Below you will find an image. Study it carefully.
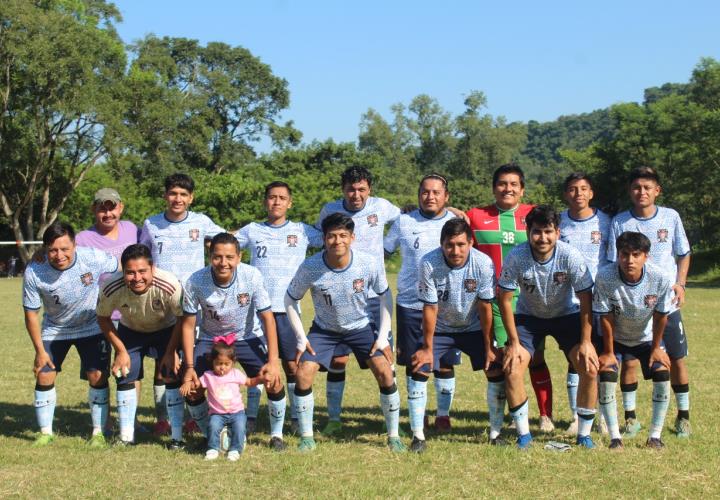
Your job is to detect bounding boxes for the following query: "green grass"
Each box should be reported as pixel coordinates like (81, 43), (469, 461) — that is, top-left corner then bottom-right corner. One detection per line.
(1, 276), (719, 498)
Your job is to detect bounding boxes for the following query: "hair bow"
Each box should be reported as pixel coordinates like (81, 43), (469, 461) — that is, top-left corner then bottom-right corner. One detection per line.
(213, 333), (236, 345)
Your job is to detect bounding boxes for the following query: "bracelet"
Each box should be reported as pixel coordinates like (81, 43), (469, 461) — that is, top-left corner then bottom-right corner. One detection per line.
(185, 364), (194, 369)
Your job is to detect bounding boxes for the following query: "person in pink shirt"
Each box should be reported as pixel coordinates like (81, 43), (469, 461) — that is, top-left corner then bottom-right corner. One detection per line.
(182, 335), (263, 461)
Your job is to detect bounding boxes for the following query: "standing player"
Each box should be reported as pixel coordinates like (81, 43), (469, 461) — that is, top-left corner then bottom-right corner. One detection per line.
(594, 232), (673, 449)
(384, 174), (462, 434)
(607, 166), (691, 437)
(498, 206), (599, 448)
(559, 173), (611, 433)
(284, 213), (404, 452)
(96, 244), (186, 447)
(235, 181), (323, 433)
(181, 233), (288, 451)
(467, 164), (556, 432)
(23, 222), (117, 446)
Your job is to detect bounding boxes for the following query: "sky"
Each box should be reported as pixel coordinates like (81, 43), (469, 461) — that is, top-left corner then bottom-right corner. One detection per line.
(114, 0), (720, 150)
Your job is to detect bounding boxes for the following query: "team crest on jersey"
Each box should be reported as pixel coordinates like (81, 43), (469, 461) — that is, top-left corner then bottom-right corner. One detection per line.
(237, 293), (250, 307)
(553, 272), (568, 285)
(189, 228), (200, 241)
(657, 229), (668, 243)
(367, 214), (379, 227)
(80, 272), (94, 286)
(464, 279), (477, 293)
(352, 278), (365, 293)
(590, 231), (602, 244)
(644, 295), (658, 309)
(287, 234), (298, 247)
(151, 298), (162, 311)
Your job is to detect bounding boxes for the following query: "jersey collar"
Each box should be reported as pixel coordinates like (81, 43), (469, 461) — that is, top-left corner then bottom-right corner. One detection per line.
(530, 245), (556, 265)
(263, 220), (290, 229)
(619, 266), (645, 287)
(163, 211), (190, 224)
(211, 268), (237, 288)
(567, 208), (597, 222)
(418, 208), (448, 220)
(341, 199), (368, 214)
(629, 206), (659, 221)
(322, 250), (354, 273)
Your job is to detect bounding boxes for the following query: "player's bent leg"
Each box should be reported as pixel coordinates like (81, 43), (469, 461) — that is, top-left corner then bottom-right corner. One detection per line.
(670, 356), (690, 437)
(115, 381), (137, 445)
(648, 369), (670, 449)
(164, 380), (185, 449)
(568, 344), (598, 448)
(265, 377), (287, 451)
(620, 359), (641, 437)
(294, 361), (319, 451)
(529, 346), (554, 431)
(86, 369), (109, 447)
(152, 361), (169, 434)
(433, 367), (455, 432)
(565, 363), (580, 434)
(283, 360), (299, 433)
(598, 370), (623, 449)
(485, 370), (506, 444)
(407, 369), (429, 453)
(504, 344), (532, 448)
(366, 355), (405, 452)
(34, 369), (58, 446)
(324, 355), (348, 436)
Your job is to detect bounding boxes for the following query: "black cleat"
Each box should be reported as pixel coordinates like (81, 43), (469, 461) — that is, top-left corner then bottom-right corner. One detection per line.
(646, 437), (665, 450)
(166, 439), (186, 451)
(609, 438), (623, 450)
(490, 436), (509, 446)
(410, 437), (427, 453)
(269, 436), (287, 452)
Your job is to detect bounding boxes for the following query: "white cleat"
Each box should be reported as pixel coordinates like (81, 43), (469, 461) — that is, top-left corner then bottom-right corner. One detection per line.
(539, 415), (555, 433)
(566, 415), (579, 435)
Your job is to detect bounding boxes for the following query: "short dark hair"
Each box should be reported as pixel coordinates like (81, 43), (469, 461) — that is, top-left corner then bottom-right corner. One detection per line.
(628, 166), (661, 186)
(321, 212), (354, 235)
(419, 173), (449, 192)
(264, 181), (292, 198)
(440, 218), (473, 244)
(209, 233), (240, 254)
(563, 172), (595, 192)
(43, 222), (75, 247)
(525, 205), (560, 230)
(616, 231), (651, 254)
(210, 341), (236, 362)
(121, 244), (153, 268)
(341, 166), (373, 189)
(165, 173), (195, 193)
(492, 163), (525, 188)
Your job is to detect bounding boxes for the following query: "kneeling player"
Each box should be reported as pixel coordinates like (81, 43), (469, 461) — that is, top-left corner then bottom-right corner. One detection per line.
(499, 205), (599, 448)
(96, 244), (185, 447)
(410, 219), (512, 451)
(23, 222), (118, 446)
(285, 213), (405, 452)
(594, 232), (673, 449)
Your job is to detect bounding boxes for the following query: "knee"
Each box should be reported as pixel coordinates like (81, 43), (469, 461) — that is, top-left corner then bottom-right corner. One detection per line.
(330, 356), (348, 369)
(86, 370), (107, 387)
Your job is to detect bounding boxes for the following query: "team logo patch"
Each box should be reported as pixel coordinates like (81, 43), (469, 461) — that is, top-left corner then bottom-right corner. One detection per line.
(553, 272), (568, 285)
(151, 298), (162, 311)
(80, 272), (94, 286)
(644, 295), (658, 309)
(367, 214), (379, 227)
(237, 293), (250, 306)
(464, 279), (477, 293)
(657, 229), (668, 243)
(287, 234), (298, 247)
(352, 278), (365, 293)
(590, 231), (602, 244)
(189, 228), (200, 241)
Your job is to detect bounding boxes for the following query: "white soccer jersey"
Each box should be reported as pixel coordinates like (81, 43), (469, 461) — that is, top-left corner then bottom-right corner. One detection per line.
(139, 211), (225, 284)
(418, 247), (496, 333)
(384, 209), (456, 310)
(499, 241), (594, 319)
(23, 247), (118, 340)
(318, 197), (400, 298)
(559, 208), (611, 279)
(593, 262), (673, 346)
(235, 220), (323, 312)
(183, 264), (271, 342)
(287, 250), (388, 333)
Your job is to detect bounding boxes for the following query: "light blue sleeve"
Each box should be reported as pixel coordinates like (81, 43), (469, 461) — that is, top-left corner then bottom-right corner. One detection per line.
(235, 224), (251, 249)
(383, 219), (401, 254)
(606, 217), (619, 263)
(303, 223), (324, 248)
(498, 253), (519, 291)
(417, 258), (437, 304)
(287, 262), (312, 301)
(569, 250), (594, 292)
(476, 256), (496, 301)
(252, 268), (272, 312)
(182, 279), (199, 315)
(22, 268), (42, 310)
(672, 211), (691, 257)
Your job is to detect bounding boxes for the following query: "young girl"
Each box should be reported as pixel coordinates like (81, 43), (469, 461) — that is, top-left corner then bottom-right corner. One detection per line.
(181, 336), (263, 461)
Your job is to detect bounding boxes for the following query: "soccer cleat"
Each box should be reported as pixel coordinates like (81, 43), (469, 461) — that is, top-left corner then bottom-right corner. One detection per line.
(410, 437), (427, 453)
(183, 419), (201, 435)
(33, 433), (55, 447)
(298, 436), (317, 452)
(516, 433), (533, 450)
(566, 415), (579, 435)
(539, 415), (555, 433)
(227, 450), (240, 461)
(88, 433), (108, 449)
(321, 420), (343, 437)
(576, 435), (595, 449)
(490, 436), (509, 446)
(246, 418), (257, 435)
(166, 439), (186, 451)
(269, 436), (287, 452)
(674, 417), (691, 438)
(623, 418), (642, 438)
(387, 437), (407, 453)
(152, 419), (171, 436)
(205, 449), (219, 460)
(609, 438), (624, 450)
(434, 416), (452, 433)
(646, 437), (665, 449)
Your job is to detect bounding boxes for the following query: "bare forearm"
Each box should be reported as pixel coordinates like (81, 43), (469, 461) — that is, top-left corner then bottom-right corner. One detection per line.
(422, 305), (437, 349)
(24, 311), (44, 353)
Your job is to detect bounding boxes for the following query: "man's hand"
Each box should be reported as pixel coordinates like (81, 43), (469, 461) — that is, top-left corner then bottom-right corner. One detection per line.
(598, 352), (617, 371)
(649, 347), (671, 371)
(159, 351), (181, 379)
(183, 366), (200, 389)
(672, 284), (686, 307)
(502, 341), (524, 374)
(111, 350), (131, 379)
(260, 360), (282, 391)
(411, 346), (433, 373)
(576, 340), (599, 373)
(370, 338), (393, 365)
(484, 345), (501, 371)
(33, 351), (55, 377)
(294, 339), (315, 366)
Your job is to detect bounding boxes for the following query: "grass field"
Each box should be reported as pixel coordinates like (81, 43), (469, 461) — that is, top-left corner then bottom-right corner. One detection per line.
(1, 276), (718, 498)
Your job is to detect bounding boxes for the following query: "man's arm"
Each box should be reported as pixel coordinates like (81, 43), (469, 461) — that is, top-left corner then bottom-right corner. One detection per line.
(412, 304), (437, 373)
(498, 289), (522, 374)
(576, 291), (599, 371)
(477, 300), (495, 370)
(258, 310), (282, 389)
(649, 311), (671, 370)
(598, 314), (616, 370)
(24, 310), (54, 376)
(673, 254), (690, 306)
(180, 314), (199, 386)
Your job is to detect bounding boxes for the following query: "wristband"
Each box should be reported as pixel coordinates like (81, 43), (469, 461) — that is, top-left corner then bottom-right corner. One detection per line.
(185, 364), (194, 369)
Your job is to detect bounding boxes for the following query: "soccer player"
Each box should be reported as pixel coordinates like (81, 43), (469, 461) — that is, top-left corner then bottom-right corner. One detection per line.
(559, 173), (611, 434)
(96, 244), (185, 447)
(23, 222), (118, 447)
(607, 166), (691, 437)
(181, 233), (288, 451)
(410, 219), (516, 452)
(284, 213), (404, 452)
(467, 164), (556, 432)
(498, 205), (599, 449)
(235, 181), (323, 433)
(594, 232), (673, 449)
(384, 174), (462, 435)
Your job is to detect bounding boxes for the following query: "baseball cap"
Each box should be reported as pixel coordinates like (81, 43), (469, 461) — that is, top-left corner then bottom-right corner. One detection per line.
(93, 188), (122, 205)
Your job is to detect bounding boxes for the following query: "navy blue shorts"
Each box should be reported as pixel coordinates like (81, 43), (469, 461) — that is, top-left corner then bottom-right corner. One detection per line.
(274, 312), (298, 362)
(534, 313), (604, 354)
(332, 296), (393, 358)
(416, 332), (495, 373)
(194, 337), (268, 377)
(41, 334), (110, 374)
(396, 305), (461, 367)
(115, 324), (174, 384)
(516, 313), (585, 359)
(614, 341), (667, 380)
(301, 323), (382, 370)
(662, 310), (687, 360)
